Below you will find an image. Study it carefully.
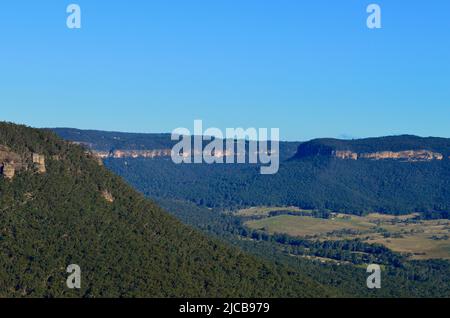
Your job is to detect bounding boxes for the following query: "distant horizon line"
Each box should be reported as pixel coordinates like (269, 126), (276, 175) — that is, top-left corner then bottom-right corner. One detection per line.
(2, 120), (449, 142)
(48, 126), (450, 143)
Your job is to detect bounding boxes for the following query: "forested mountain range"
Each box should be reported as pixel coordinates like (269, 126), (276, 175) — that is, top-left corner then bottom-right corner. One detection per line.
(1, 122), (334, 297)
(46, 126), (450, 297)
(53, 128), (450, 217)
(294, 135), (450, 158)
(51, 128), (301, 161)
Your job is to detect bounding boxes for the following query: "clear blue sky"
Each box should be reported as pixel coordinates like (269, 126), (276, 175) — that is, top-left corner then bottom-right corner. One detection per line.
(1, 0), (449, 141)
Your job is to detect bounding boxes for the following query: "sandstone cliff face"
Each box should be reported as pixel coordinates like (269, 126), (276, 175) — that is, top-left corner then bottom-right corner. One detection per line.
(0, 145), (22, 165)
(92, 148), (271, 160)
(333, 151), (358, 160)
(32, 153), (46, 173)
(359, 150), (443, 161)
(332, 149), (443, 162)
(93, 149), (172, 159)
(0, 163), (16, 179)
(0, 145), (47, 179)
(0, 145), (22, 180)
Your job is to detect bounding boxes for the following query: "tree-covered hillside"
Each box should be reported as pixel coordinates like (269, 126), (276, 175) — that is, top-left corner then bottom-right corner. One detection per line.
(53, 129), (450, 216)
(104, 156), (450, 217)
(51, 128), (175, 152)
(293, 135), (450, 158)
(156, 199), (450, 298)
(51, 128), (301, 160)
(0, 122), (332, 298)
(46, 127), (450, 297)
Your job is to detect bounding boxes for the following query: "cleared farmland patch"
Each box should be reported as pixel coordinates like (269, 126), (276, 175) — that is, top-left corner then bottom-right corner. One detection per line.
(242, 209), (450, 260)
(245, 214), (375, 237)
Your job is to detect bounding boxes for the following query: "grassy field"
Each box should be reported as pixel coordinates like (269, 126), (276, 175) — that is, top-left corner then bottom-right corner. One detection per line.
(235, 206), (307, 217)
(242, 208), (450, 260)
(246, 215), (373, 236)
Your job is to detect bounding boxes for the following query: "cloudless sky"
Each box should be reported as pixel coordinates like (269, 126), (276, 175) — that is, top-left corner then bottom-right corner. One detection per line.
(1, 0), (449, 140)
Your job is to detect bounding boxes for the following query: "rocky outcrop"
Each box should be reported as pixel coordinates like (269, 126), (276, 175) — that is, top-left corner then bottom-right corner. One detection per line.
(101, 190), (114, 203)
(0, 163), (16, 179)
(92, 148), (271, 160)
(32, 153), (46, 173)
(333, 151), (358, 160)
(0, 145), (22, 164)
(0, 145), (47, 179)
(0, 145), (23, 180)
(359, 150), (443, 161)
(93, 149), (172, 159)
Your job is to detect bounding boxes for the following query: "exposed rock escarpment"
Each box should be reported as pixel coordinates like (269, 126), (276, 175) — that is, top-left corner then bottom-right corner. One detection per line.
(359, 150), (443, 161)
(333, 151), (358, 160)
(94, 149), (172, 159)
(101, 190), (114, 203)
(0, 145), (23, 180)
(91, 148), (271, 160)
(332, 149), (443, 162)
(0, 145), (46, 179)
(93, 146), (444, 162)
(0, 163), (16, 179)
(32, 153), (46, 173)
(294, 136), (450, 162)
